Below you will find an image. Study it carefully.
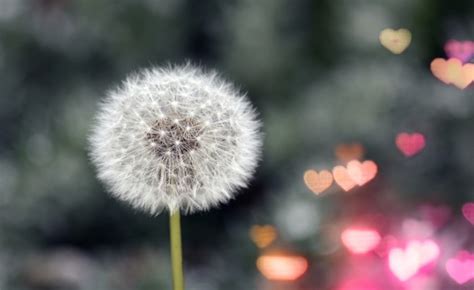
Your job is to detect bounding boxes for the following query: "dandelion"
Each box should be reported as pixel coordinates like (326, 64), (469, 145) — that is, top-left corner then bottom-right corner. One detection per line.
(89, 64), (262, 290)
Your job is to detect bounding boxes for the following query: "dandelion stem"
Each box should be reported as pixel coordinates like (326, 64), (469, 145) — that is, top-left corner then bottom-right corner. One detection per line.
(170, 210), (184, 290)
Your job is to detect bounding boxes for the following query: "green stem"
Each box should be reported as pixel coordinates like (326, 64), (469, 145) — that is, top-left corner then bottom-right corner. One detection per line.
(170, 210), (184, 290)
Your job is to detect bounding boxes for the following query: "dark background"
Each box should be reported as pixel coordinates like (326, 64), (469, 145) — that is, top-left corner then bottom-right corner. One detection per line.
(0, 0), (473, 289)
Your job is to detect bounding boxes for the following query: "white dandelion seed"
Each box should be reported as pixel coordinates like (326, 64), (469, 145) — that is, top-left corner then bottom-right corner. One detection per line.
(89, 64), (262, 215)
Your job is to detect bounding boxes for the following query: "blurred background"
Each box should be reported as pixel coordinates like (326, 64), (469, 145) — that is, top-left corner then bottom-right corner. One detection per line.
(0, 0), (473, 289)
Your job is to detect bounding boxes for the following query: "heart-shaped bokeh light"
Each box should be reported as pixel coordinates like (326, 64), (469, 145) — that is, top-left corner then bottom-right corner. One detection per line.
(444, 40), (474, 63)
(304, 170), (333, 195)
(341, 228), (381, 254)
(250, 225), (277, 248)
(333, 166), (356, 191)
(430, 58), (474, 89)
(445, 251), (474, 284)
(346, 160), (378, 186)
(379, 28), (412, 54)
(388, 240), (440, 281)
(256, 253), (308, 281)
(396, 132), (426, 157)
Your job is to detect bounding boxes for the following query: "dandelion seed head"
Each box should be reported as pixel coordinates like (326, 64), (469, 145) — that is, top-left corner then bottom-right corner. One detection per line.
(89, 64), (262, 214)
